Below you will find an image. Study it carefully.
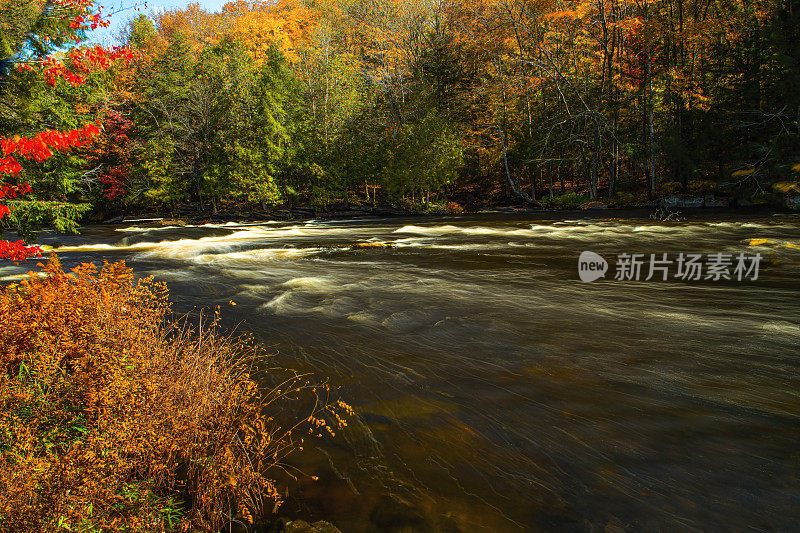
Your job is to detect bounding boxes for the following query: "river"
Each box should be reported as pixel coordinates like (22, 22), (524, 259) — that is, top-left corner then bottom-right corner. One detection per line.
(3, 212), (800, 531)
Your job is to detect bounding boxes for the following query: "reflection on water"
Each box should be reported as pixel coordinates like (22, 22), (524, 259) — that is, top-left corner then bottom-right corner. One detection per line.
(5, 213), (800, 531)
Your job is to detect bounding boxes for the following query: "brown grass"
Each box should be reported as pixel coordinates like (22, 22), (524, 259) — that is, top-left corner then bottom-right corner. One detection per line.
(0, 255), (350, 532)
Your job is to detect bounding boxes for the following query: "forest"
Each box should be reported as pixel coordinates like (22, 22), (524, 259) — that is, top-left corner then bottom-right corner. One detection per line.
(2, 2), (800, 530)
(1, 0), (800, 229)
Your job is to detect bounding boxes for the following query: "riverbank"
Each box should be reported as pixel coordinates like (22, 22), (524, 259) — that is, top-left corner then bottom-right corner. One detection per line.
(0, 256), (349, 532)
(4, 213), (799, 531)
(97, 194), (797, 227)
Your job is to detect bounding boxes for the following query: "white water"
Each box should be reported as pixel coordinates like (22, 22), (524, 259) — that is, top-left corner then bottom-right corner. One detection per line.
(6, 213), (800, 531)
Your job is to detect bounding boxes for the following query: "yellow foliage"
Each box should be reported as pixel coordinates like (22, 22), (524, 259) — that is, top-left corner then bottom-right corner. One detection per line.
(156, 2), (231, 52)
(731, 168), (756, 177)
(228, 0), (318, 63)
(748, 238), (774, 246)
(0, 256), (350, 532)
(773, 181), (800, 193)
(543, 10), (578, 21)
(153, 0), (317, 64)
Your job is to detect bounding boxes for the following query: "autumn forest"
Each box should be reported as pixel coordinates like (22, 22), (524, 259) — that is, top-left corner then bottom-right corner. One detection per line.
(1, 0), (799, 228)
(3, 1), (800, 530)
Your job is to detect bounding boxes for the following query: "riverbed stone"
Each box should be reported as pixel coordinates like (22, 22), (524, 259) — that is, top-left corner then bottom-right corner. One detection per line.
(579, 201), (608, 210)
(282, 520), (342, 533)
(683, 196), (704, 207)
(704, 194), (729, 207)
(659, 196), (682, 208)
(658, 195), (723, 208)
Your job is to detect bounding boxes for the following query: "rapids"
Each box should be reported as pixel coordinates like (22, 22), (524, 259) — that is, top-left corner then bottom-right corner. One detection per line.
(4, 212), (800, 531)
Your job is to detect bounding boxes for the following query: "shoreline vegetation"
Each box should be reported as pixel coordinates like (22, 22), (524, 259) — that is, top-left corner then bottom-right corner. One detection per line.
(2, 0), (800, 245)
(95, 195), (797, 227)
(0, 255), (351, 532)
(0, 0), (798, 529)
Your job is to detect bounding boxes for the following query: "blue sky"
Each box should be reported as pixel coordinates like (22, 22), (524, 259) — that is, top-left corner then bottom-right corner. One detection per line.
(89, 0), (230, 44)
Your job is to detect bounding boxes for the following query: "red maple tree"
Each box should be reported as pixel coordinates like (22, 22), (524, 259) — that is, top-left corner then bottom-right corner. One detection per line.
(0, 0), (135, 261)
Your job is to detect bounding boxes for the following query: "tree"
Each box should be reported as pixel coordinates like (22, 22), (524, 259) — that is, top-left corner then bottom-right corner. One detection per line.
(0, 0), (133, 259)
(31, 0), (800, 215)
(129, 30), (299, 211)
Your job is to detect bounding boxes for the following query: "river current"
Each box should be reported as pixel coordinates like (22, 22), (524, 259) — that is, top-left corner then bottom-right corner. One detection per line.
(3, 212), (800, 531)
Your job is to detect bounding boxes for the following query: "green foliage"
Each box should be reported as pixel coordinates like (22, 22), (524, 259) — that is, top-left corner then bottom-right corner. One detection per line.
(0, 1), (127, 236)
(0, 0), (88, 64)
(126, 14), (157, 51)
(382, 111), (464, 198)
(539, 192), (591, 210)
(610, 191), (637, 207)
(139, 137), (181, 206)
(131, 36), (297, 210)
(659, 181), (683, 195)
(7, 0), (798, 223)
(688, 180), (718, 195)
(205, 142), (283, 205)
(5, 200), (91, 240)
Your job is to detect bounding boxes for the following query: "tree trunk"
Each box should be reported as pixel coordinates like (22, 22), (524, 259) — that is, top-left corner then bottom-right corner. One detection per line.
(499, 124), (535, 204)
(591, 126), (601, 200)
(580, 143), (588, 195)
(645, 43), (656, 197)
(609, 134), (618, 196)
(609, 111), (619, 196)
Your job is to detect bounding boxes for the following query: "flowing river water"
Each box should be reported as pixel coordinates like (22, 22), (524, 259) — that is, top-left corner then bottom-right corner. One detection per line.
(4, 212), (800, 531)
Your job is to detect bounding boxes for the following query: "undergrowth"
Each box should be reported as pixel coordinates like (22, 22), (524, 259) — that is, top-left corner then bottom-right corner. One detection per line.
(0, 255), (351, 532)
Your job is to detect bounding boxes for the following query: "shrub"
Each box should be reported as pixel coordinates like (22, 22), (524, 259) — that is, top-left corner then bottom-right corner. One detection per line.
(610, 191), (637, 207)
(658, 181), (683, 195)
(0, 256), (350, 532)
(446, 202), (464, 215)
(539, 192), (591, 210)
(688, 179), (718, 195)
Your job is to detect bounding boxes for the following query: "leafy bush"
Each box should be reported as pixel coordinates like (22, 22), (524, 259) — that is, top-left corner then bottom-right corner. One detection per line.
(688, 179), (718, 195)
(610, 191), (637, 206)
(0, 256), (350, 532)
(658, 181), (683, 195)
(539, 192), (591, 210)
(5, 200), (91, 240)
(446, 202), (464, 214)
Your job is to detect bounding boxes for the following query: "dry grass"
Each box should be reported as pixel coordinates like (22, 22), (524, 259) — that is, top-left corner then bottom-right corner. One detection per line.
(0, 255), (350, 532)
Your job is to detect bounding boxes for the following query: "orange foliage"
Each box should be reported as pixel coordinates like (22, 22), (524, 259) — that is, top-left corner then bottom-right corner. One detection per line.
(0, 256), (349, 531)
(225, 0), (317, 64)
(151, 0), (317, 64)
(542, 9), (578, 20)
(155, 2), (231, 51)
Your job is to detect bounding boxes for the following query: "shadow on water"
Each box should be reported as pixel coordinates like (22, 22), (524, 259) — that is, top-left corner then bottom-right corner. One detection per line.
(5, 212), (800, 531)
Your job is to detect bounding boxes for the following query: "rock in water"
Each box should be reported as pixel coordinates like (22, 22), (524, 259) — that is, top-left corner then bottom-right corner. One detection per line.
(283, 520), (342, 533)
(352, 242), (393, 249)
